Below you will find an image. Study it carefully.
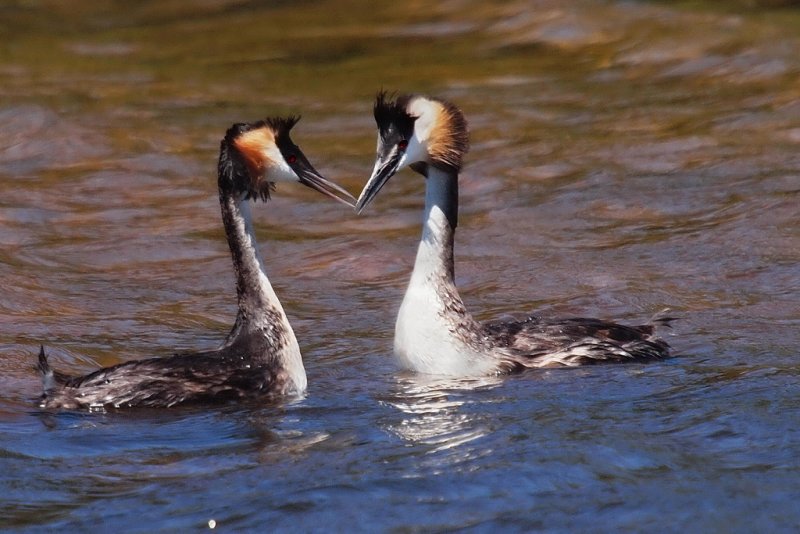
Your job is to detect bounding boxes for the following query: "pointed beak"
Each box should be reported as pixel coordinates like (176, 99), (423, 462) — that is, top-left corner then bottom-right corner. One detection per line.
(355, 148), (403, 214)
(294, 155), (356, 207)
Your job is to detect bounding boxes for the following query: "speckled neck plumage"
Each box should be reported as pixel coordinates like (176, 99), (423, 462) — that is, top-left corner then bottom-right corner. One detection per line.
(219, 194), (279, 328)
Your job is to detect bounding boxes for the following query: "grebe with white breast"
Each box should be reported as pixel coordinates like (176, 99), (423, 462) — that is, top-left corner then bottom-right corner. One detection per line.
(356, 92), (672, 376)
(38, 116), (355, 409)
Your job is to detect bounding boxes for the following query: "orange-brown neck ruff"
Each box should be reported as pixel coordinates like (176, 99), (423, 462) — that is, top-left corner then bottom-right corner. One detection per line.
(234, 127), (277, 184)
(426, 100), (468, 173)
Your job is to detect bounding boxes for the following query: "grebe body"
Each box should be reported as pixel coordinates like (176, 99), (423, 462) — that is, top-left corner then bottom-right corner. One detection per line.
(356, 93), (671, 377)
(39, 117), (354, 409)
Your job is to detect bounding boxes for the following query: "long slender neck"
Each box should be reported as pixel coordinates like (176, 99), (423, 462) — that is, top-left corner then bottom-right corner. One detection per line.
(219, 192), (284, 322)
(413, 166), (459, 284)
(218, 188), (305, 391)
(213, 143), (305, 393)
(395, 166), (487, 375)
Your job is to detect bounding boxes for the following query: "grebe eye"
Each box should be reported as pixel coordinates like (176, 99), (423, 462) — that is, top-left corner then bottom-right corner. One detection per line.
(398, 140), (408, 150)
(287, 154), (297, 164)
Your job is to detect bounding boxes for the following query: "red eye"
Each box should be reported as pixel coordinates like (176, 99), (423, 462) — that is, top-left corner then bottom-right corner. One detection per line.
(287, 154), (297, 164)
(398, 140), (408, 150)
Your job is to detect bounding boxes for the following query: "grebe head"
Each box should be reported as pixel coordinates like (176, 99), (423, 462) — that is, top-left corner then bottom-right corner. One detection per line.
(355, 92), (468, 213)
(221, 116), (355, 206)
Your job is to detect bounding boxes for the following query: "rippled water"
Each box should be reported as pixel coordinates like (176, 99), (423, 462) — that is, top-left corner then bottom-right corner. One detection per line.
(1, 0), (799, 531)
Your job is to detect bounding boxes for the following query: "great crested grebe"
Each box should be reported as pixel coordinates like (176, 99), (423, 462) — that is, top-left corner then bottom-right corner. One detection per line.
(355, 92), (672, 376)
(38, 116), (355, 410)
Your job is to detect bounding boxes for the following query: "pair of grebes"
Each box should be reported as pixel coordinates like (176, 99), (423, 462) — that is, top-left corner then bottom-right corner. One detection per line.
(38, 92), (672, 410)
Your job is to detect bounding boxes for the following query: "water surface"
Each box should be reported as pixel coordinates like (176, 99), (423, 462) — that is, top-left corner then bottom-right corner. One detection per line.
(1, 0), (799, 531)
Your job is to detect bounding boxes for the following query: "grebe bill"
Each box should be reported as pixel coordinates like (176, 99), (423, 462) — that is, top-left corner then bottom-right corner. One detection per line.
(356, 92), (672, 377)
(38, 116), (355, 410)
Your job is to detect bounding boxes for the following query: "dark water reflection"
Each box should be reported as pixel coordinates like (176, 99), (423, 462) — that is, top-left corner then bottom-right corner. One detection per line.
(2, 0), (799, 531)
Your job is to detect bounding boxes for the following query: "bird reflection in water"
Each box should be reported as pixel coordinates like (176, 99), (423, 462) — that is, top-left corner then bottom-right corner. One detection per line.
(383, 374), (504, 469)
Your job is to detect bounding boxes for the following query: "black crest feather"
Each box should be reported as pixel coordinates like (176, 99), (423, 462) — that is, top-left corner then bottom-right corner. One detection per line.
(265, 115), (301, 138)
(374, 91), (417, 142)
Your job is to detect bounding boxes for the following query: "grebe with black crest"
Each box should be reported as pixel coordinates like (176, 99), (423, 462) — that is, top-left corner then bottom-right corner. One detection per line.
(355, 92), (672, 376)
(38, 116), (355, 410)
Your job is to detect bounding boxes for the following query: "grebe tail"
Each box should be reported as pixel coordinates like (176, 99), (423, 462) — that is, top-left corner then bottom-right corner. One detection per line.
(38, 116), (355, 410)
(355, 92), (671, 377)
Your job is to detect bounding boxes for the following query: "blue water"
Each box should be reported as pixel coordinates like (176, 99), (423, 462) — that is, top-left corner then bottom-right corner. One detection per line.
(6, 355), (799, 531)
